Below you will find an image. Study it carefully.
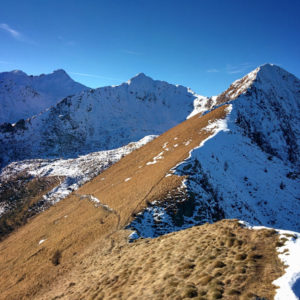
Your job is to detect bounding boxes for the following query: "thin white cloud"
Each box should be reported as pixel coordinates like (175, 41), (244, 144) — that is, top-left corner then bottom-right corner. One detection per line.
(0, 23), (21, 39)
(206, 63), (254, 75)
(226, 63), (253, 74)
(206, 68), (219, 73)
(0, 60), (10, 64)
(0, 23), (36, 45)
(70, 72), (122, 81)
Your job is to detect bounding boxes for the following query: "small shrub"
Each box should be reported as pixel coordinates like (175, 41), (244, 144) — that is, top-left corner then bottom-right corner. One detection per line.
(52, 250), (62, 266)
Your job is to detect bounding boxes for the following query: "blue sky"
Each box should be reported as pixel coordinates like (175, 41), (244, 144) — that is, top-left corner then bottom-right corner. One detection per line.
(0, 0), (299, 96)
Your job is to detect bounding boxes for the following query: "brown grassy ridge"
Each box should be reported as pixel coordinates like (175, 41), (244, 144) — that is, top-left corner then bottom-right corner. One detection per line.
(39, 220), (284, 300)
(0, 105), (285, 299)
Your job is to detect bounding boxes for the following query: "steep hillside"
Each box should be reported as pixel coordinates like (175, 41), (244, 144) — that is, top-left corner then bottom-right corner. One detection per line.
(0, 69), (88, 124)
(0, 135), (155, 238)
(129, 64), (300, 238)
(0, 105), (229, 299)
(0, 73), (205, 168)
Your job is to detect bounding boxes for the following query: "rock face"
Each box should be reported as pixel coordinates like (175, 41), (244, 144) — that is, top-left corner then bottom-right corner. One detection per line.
(0, 73), (204, 168)
(128, 64), (300, 237)
(0, 69), (88, 124)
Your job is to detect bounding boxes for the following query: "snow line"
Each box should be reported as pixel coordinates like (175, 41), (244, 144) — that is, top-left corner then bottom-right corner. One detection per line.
(240, 221), (300, 300)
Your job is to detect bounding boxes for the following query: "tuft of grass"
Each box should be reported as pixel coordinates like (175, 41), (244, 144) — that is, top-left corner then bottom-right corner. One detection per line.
(213, 261), (226, 268)
(228, 289), (241, 295)
(236, 253), (247, 261)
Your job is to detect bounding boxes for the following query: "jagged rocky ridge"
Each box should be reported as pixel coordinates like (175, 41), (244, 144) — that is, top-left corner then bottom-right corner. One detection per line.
(0, 69), (88, 124)
(128, 64), (300, 238)
(0, 73), (205, 169)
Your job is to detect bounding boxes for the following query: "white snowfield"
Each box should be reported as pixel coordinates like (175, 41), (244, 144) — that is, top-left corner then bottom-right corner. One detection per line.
(0, 135), (156, 214)
(240, 221), (300, 300)
(0, 69), (88, 124)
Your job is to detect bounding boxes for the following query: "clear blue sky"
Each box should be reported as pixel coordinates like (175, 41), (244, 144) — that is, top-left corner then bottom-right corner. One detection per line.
(0, 0), (299, 96)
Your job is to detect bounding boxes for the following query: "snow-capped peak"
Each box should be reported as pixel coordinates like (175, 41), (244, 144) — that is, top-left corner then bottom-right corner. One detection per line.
(0, 69), (88, 124)
(126, 72), (154, 86)
(50, 69), (70, 77)
(11, 69), (27, 76)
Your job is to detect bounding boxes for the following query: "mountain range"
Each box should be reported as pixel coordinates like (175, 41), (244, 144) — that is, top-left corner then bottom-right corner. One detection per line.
(0, 64), (299, 300)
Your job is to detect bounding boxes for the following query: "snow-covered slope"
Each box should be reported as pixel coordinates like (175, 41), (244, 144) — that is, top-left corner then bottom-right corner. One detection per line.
(0, 73), (204, 168)
(128, 64), (300, 238)
(0, 69), (88, 124)
(0, 135), (156, 218)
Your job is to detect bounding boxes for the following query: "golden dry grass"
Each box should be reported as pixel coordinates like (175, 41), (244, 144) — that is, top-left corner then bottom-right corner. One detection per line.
(0, 106), (285, 299)
(37, 220), (284, 300)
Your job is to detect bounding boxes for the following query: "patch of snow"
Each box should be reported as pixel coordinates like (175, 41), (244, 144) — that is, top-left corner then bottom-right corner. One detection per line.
(79, 194), (113, 211)
(39, 239), (46, 245)
(162, 142), (169, 149)
(146, 151), (164, 165)
(187, 95), (211, 118)
(184, 139), (191, 146)
(124, 177), (131, 182)
(240, 221), (300, 300)
(274, 231), (300, 300)
(0, 205), (5, 217)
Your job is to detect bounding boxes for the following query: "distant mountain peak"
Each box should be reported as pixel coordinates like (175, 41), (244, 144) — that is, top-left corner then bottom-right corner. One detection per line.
(0, 69), (88, 124)
(51, 69), (69, 76)
(127, 72), (154, 86)
(11, 70), (27, 76)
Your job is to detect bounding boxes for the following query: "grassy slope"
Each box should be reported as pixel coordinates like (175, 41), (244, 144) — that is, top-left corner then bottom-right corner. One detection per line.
(0, 106), (285, 299)
(40, 220), (284, 300)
